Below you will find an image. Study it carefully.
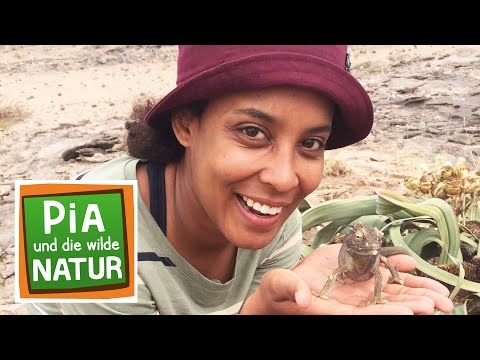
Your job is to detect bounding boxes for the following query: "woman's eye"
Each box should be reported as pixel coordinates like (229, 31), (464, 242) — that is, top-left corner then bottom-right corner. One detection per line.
(242, 126), (265, 139)
(301, 138), (323, 150)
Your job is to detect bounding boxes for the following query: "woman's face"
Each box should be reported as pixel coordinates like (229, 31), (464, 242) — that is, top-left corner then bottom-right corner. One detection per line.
(179, 85), (335, 249)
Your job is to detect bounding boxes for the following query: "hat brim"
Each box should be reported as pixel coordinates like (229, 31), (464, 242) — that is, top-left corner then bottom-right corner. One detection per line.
(144, 52), (373, 150)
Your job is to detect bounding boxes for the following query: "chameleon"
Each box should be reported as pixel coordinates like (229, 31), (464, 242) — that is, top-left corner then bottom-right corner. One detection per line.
(313, 223), (412, 305)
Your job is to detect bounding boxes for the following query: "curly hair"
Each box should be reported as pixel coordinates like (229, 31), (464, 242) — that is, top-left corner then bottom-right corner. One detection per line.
(125, 97), (208, 164)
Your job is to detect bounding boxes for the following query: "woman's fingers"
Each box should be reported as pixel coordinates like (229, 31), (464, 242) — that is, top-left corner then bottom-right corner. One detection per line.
(401, 273), (451, 297)
(383, 276), (454, 313)
(262, 269), (313, 309)
(294, 288), (313, 309)
(308, 297), (414, 315)
(380, 254), (416, 272)
(381, 294), (436, 314)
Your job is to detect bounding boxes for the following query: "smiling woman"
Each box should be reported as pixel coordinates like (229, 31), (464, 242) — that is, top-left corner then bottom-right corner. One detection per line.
(28, 45), (454, 315)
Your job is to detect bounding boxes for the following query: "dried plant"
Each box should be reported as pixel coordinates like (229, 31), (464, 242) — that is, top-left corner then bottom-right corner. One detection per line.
(0, 101), (31, 129)
(324, 159), (349, 177)
(403, 155), (480, 222)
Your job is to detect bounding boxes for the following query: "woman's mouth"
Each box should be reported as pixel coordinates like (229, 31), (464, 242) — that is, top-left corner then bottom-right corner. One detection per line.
(235, 194), (283, 216)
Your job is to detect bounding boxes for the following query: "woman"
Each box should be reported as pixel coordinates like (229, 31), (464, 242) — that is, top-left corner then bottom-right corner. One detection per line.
(29, 45), (453, 315)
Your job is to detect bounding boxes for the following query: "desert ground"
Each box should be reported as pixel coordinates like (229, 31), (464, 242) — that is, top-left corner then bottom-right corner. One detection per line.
(1, 45), (479, 314)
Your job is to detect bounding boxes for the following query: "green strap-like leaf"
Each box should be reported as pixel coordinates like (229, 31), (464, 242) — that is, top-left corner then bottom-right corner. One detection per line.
(345, 215), (390, 233)
(459, 233), (477, 249)
(437, 303), (467, 315)
(311, 217), (357, 249)
(389, 225), (476, 296)
(422, 198), (461, 260)
(298, 198), (312, 213)
(301, 195), (378, 232)
(301, 244), (314, 257)
(405, 228), (443, 256)
(377, 190), (460, 264)
(465, 293), (480, 315)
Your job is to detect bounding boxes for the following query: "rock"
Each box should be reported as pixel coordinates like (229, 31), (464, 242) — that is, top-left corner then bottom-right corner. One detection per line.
(461, 127), (480, 135)
(472, 110), (480, 117)
(2, 194), (14, 203)
(1, 263), (14, 279)
(389, 120), (408, 126)
(0, 185), (12, 196)
(97, 56), (107, 64)
(401, 96), (427, 105)
(448, 134), (474, 145)
(425, 128), (444, 135)
(403, 132), (421, 139)
(61, 137), (120, 161)
(0, 276), (15, 301)
(77, 147), (106, 157)
(80, 153), (110, 163)
(0, 234), (14, 247)
(0, 303), (26, 315)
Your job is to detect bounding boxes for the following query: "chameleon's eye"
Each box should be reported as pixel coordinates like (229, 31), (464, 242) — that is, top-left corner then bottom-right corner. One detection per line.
(355, 230), (363, 239)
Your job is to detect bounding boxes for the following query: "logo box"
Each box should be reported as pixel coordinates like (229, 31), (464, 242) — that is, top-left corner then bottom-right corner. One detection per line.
(15, 181), (137, 303)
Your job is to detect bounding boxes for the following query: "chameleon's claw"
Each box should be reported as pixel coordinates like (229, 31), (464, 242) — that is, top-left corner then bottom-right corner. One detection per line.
(367, 298), (389, 306)
(388, 276), (405, 285)
(311, 291), (328, 300)
(385, 263), (406, 285)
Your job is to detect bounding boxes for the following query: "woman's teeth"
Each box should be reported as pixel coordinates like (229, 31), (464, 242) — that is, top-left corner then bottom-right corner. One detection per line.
(241, 195), (283, 215)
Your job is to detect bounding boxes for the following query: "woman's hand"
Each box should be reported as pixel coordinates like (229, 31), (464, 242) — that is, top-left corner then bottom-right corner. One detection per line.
(241, 244), (454, 315)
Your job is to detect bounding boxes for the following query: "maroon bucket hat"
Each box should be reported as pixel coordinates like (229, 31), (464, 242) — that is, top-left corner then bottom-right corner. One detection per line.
(144, 45), (374, 150)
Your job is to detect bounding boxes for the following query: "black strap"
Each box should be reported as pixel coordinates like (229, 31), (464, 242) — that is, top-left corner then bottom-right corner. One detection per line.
(147, 162), (167, 235)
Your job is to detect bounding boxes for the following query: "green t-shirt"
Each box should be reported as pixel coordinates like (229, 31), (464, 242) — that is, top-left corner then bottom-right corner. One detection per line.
(27, 156), (302, 315)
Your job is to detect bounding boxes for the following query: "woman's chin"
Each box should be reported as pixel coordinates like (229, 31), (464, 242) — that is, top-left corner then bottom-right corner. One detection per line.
(228, 233), (275, 250)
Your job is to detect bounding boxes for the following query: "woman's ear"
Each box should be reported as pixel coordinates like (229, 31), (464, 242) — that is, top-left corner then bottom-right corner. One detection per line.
(171, 109), (195, 147)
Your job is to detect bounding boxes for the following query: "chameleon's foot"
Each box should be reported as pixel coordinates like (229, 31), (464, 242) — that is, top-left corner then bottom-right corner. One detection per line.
(387, 264), (405, 285)
(367, 298), (389, 306)
(311, 291), (328, 300)
(388, 275), (405, 285)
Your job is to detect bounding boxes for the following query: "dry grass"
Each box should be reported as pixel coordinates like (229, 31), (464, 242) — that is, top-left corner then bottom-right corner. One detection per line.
(0, 101), (31, 129)
(324, 159), (349, 176)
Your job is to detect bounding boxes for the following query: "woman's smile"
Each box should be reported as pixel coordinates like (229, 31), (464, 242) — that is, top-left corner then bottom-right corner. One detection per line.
(234, 193), (284, 228)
